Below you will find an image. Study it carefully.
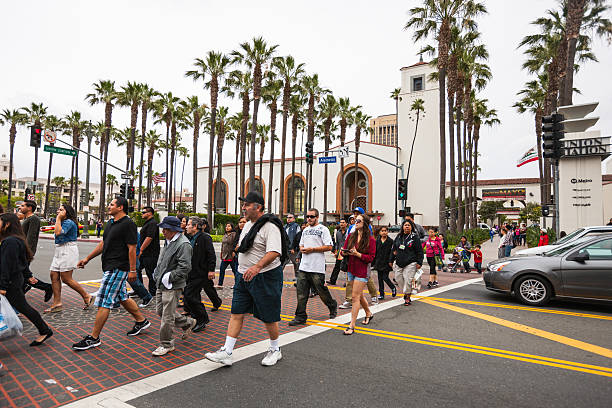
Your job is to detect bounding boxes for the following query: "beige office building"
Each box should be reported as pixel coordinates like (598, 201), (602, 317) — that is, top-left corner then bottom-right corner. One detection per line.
(370, 114), (397, 146)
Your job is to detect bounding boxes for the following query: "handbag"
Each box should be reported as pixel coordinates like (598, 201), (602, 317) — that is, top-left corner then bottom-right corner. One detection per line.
(340, 256), (348, 272)
(434, 254), (443, 266)
(0, 294), (23, 341)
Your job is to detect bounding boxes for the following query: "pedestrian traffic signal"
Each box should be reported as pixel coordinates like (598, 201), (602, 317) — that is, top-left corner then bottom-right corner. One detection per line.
(305, 141), (314, 164)
(399, 209), (405, 218)
(127, 186), (135, 199)
(30, 125), (42, 148)
(542, 113), (564, 160)
(542, 205), (550, 217)
(397, 178), (407, 200)
(119, 184), (126, 197)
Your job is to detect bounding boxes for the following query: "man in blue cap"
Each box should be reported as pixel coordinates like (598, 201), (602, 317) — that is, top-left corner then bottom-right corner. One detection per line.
(150, 216), (196, 356)
(347, 207), (371, 235)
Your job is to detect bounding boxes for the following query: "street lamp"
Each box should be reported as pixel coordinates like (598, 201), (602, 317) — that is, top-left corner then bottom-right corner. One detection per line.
(81, 122), (94, 239)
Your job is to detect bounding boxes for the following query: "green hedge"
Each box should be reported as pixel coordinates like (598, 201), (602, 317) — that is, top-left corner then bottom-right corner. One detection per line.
(129, 211), (161, 227)
(444, 228), (490, 246)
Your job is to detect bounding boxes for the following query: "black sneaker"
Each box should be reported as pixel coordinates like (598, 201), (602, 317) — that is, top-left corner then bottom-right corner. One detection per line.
(433, 281), (439, 287)
(329, 306), (338, 319)
(72, 335), (101, 350)
(426, 282), (433, 288)
(287, 319), (307, 326)
(127, 319), (151, 336)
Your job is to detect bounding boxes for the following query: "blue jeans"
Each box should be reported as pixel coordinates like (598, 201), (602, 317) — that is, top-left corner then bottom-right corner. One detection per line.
(219, 259), (237, 286)
(505, 245), (512, 257)
(130, 272), (152, 302)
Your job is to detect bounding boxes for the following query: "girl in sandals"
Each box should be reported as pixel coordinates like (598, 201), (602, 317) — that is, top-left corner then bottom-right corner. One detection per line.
(45, 204), (93, 313)
(341, 214), (377, 335)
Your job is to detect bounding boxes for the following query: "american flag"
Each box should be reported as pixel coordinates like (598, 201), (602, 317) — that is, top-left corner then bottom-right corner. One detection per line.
(153, 172), (166, 184)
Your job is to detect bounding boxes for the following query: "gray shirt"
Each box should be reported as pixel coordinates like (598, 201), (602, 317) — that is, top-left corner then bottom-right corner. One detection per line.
(21, 215), (40, 255)
(153, 233), (192, 290)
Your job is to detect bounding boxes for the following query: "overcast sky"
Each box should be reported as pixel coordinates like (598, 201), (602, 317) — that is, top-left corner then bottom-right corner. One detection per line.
(1, 0), (610, 190)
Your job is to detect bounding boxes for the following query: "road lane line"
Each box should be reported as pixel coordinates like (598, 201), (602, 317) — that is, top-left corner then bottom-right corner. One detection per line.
(412, 296), (612, 321)
(420, 298), (612, 360)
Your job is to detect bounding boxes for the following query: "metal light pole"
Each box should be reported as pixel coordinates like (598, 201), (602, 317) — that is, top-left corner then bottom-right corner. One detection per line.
(274, 188), (278, 214)
(81, 123), (94, 238)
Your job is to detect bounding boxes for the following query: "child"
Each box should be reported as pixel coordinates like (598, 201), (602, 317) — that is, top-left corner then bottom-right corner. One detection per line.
(472, 244), (483, 274)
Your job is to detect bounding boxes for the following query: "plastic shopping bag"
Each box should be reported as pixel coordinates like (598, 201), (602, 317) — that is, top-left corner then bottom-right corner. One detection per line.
(0, 294), (23, 340)
(411, 268), (423, 295)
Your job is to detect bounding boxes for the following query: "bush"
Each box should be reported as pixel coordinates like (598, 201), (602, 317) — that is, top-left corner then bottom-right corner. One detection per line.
(168, 212), (242, 229)
(129, 211), (161, 227)
(445, 228), (490, 247)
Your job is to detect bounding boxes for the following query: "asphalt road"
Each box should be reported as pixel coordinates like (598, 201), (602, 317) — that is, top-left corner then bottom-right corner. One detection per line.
(129, 281), (612, 408)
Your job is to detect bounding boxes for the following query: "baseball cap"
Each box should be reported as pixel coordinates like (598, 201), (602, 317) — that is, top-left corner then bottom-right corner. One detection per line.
(353, 207), (365, 214)
(239, 191), (265, 206)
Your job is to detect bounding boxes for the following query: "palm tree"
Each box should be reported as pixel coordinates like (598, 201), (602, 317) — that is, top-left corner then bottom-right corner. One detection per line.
(406, 0), (487, 232)
(273, 55), (305, 218)
(0, 109), (27, 210)
(181, 96), (208, 212)
(176, 146), (189, 210)
(289, 91), (306, 214)
(106, 174), (118, 199)
(472, 98), (499, 227)
(262, 74), (283, 212)
(145, 130), (163, 206)
(116, 82), (142, 176)
(256, 124), (271, 179)
(226, 112), (243, 213)
(406, 99), (425, 197)
(214, 107), (229, 212)
(337, 97), (353, 216)
(232, 37), (278, 190)
(186, 51), (232, 220)
(86, 80), (118, 218)
(514, 74), (548, 206)
(152, 91), (181, 210)
(21, 102), (48, 183)
(42, 114), (62, 217)
(62, 111), (88, 209)
(224, 70), (253, 198)
(390, 88), (401, 225)
(352, 109), (371, 210)
(51, 176), (67, 204)
(137, 84), (157, 210)
(318, 94), (338, 223)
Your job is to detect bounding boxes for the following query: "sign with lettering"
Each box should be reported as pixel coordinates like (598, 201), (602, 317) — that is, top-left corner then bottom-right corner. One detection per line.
(318, 156), (337, 164)
(562, 137), (610, 157)
(482, 188), (526, 201)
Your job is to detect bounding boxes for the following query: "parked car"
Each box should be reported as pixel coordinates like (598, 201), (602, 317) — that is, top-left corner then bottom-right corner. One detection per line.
(484, 235), (612, 306)
(477, 223), (491, 231)
(514, 225), (612, 256)
(388, 224), (401, 233)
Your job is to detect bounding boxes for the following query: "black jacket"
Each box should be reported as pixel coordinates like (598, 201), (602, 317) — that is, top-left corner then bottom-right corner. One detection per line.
(237, 213), (289, 263)
(390, 232), (424, 268)
(189, 231), (216, 279)
(0, 236), (31, 291)
(373, 237), (393, 272)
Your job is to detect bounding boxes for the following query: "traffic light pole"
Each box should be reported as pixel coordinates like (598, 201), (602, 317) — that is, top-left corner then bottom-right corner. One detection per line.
(554, 159), (560, 236)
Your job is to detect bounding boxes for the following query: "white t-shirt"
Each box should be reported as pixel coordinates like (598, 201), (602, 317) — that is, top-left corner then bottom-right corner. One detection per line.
(299, 224), (333, 274)
(237, 220), (282, 274)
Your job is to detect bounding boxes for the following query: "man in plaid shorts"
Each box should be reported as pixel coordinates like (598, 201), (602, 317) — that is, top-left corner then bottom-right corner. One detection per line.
(72, 197), (151, 350)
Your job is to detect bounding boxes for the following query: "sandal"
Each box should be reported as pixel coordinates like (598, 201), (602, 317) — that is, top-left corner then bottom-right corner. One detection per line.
(362, 314), (374, 325)
(343, 327), (355, 335)
(83, 296), (95, 310)
(43, 305), (63, 313)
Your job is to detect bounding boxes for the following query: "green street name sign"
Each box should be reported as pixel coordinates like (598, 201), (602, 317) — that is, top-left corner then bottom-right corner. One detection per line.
(44, 145), (77, 156)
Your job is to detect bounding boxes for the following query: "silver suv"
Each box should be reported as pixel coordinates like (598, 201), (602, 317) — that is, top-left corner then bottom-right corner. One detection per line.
(514, 225), (612, 256)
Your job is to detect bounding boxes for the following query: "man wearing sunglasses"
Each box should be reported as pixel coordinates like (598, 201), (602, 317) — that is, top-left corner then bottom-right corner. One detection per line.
(288, 208), (338, 326)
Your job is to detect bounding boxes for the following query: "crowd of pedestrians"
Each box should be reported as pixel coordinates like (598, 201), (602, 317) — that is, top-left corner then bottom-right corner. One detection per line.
(1, 193), (497, 373)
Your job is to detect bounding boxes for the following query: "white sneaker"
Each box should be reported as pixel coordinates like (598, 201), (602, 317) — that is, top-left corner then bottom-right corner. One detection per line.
(261, 348), (282, 366)
(371, 296), (379, 304)
(205, 347), (233, 366)
(338, 301), (352, 309)
(152, 346), (174, 356)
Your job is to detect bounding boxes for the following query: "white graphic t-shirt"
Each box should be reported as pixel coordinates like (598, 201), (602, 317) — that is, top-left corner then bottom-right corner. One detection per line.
(299, 224), (333, 274)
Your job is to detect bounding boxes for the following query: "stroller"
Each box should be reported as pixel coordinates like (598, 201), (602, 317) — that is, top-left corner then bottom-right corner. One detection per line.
(448, 247), (469, 273)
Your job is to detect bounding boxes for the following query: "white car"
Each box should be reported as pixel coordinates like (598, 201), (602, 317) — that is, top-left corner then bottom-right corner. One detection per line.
(514, 226), (612, 256)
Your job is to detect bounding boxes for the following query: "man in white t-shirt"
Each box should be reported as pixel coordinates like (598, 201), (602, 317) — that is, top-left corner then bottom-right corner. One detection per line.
(205, 192), (284, 367)
(288, 208), (338, 326)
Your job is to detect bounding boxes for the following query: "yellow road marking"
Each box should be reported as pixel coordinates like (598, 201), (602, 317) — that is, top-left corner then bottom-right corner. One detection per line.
(420, 298), (612, 360)
(412, 296), (612, 321)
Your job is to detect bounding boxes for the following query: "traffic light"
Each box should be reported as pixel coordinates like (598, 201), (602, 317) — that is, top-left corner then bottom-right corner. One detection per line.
(399, 209), (406, 218)
(119, 184), (126, 197)
(30, 125), (42, 147)
(305, 141), (314, 164)
(397, 178), (407, 200)
(542, 113), (564, 160)
(127, 186), (135, 199)
(542, 205), (550, 217)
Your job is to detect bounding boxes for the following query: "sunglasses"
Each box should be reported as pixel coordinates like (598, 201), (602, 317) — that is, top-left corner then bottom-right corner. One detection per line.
(306, 215), (317, 219)
(355, 219), (363, 224)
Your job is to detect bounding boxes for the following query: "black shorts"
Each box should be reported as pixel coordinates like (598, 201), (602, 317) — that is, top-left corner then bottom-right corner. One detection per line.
(231, 264), (283, 323)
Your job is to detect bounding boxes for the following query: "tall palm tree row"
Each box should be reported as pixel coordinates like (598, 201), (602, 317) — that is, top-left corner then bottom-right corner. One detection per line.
(0, 109), (27, 210)
(318, 95), (338, 224)
(62, 111), (88, 209)
(262, 74), (283, 212)
(42, 115), (62, 217)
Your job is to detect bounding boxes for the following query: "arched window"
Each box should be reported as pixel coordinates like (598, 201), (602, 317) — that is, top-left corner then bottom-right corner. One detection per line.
(285, 175), (305, 214)
(244, 177), (265, 201)
(212, 179), (228, 213)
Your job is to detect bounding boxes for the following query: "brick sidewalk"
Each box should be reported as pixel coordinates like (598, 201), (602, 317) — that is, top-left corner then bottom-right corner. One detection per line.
(0, 267), (477, 408)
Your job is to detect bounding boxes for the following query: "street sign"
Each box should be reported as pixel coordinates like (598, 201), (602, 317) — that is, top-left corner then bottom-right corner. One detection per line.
(121, 173), (131, 179)
(27, 194), (35, 201)
(338, 146), (349, 158)
(318, 156), (337, 164)
(43, 145), (77, 156)
(43, 130), (56, 143)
